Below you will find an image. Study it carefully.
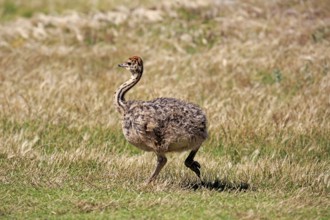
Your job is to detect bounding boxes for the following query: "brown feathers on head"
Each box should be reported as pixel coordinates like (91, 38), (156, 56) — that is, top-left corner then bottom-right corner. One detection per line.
(129, 56), (143, 66)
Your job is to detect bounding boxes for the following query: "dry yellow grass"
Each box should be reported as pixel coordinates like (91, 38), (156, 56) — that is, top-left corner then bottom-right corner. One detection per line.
(0, 0), (329, 218)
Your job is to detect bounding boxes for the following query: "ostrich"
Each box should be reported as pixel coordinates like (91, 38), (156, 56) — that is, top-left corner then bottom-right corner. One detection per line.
(115, 56), (208, 183)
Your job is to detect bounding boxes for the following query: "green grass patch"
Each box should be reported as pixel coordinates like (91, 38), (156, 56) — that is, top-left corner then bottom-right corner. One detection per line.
(0, 118), (138, 155)
(1, 181), (328, 219)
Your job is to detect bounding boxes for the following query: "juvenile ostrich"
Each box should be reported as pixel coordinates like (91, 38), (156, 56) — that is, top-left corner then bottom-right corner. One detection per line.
(115, 56), (208, 183)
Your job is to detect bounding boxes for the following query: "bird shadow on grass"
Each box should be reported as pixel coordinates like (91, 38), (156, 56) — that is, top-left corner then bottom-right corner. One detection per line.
(181, 179), (251, 192)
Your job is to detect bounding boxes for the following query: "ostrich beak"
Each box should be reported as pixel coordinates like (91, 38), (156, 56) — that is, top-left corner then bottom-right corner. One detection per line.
(118, 63), (129, 68)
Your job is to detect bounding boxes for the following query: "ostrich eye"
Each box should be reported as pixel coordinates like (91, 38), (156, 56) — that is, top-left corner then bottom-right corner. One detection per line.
(127, 62), (131, 65)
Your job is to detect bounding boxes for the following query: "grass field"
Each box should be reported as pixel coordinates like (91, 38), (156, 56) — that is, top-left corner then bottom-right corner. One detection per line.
(0, 0), (329, 219)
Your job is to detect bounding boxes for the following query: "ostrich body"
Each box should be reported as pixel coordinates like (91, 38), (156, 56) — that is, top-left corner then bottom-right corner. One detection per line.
(115, 56), (208, 183)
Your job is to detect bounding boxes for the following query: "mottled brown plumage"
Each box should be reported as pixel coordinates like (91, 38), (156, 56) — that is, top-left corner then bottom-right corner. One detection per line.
(115, 56), (208, 183)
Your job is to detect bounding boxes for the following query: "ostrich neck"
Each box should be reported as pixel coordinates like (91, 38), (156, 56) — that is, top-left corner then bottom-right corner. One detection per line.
(114, 71), (142, 114)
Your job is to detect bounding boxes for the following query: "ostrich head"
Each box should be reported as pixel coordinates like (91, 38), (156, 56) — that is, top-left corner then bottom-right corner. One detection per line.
(118, 56), (143, 76)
